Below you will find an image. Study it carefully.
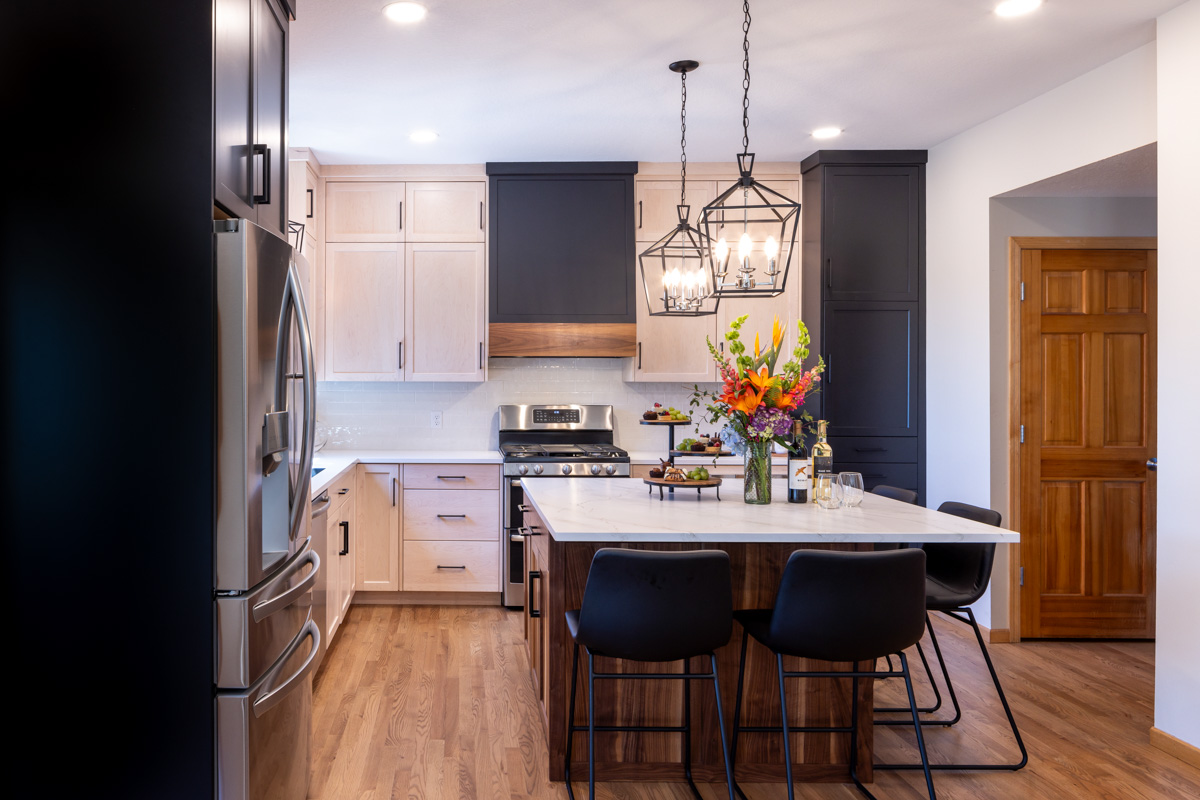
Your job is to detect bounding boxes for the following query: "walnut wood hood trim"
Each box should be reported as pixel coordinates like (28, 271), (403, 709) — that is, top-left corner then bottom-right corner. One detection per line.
(488, 323), (636, 358)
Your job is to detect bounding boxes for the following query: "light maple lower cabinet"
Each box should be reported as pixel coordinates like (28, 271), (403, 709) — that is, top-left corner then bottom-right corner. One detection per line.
(402, 464), (500, 593)
(323, 469), (356, 645)
(355, 463), (401, 591)
(324, 242), (404, 381)
(522, 494), (550, 720)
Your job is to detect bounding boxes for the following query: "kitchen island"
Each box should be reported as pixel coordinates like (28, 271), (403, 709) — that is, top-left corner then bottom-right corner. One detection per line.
(519, 477), (1018, 787)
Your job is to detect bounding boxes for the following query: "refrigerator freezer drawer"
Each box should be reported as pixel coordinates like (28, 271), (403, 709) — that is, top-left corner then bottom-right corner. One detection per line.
(216, 540), (319, 689)
(216, 617), (319, 800)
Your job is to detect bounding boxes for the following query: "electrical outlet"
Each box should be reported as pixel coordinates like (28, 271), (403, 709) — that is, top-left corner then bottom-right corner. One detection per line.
(431, 411), (443, 429)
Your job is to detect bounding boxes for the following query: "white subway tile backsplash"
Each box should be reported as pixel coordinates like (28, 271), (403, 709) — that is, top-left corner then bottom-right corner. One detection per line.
(315, 358), (718, 451)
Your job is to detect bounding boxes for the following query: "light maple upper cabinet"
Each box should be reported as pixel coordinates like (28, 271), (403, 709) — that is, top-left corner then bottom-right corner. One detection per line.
(287, 157), (321, 238)
(629, 269), (717, 383)
(325, 181), (405, 242)
(404, 181), (486, 242)
(635, 180), (718, 243)
(717, 244), (802, 357)
(355, 464), (401, 592)
(324, 242), (404, 380)
(405, 243), (487, 381)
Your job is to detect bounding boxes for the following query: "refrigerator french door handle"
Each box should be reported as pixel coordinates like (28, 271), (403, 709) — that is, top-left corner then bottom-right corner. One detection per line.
(273, 257), (317, 543)
(252, 538), (320, 622)
(252, 617), (320, 718)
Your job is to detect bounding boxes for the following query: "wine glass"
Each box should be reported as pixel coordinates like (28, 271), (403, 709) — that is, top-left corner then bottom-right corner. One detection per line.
(838, 472), (865, 507)
(815, 474), (842, 509)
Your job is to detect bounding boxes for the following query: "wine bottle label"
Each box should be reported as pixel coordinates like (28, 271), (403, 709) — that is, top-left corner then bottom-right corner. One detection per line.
(813, 456), (834, 476)
(788, 459), (808, 490)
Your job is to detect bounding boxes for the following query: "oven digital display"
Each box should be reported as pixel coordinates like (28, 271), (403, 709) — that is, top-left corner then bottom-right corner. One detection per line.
(534, 408), (580, 424)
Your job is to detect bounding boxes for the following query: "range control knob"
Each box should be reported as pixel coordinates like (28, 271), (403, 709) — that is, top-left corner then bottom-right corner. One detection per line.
(605, 465), (616, 475)
(532, 464), (543, 475)
(561, 464), (572, 475)
(517, 464), (528, 476)
(590, 464), (602, 475)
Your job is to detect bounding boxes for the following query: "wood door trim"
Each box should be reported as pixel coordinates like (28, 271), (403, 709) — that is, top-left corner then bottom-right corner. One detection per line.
(1007, 236), (1157, 642)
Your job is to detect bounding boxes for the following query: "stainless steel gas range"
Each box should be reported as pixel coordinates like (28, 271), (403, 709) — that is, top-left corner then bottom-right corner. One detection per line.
(499, 404), (630, 606)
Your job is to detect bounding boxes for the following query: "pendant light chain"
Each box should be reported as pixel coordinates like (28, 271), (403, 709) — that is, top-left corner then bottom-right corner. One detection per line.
(680, 67), (688, 206)
(741, 0), (751, 154)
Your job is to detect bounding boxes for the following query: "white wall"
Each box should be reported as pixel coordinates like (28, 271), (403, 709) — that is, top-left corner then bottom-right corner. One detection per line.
(984, 196), (1158, 629)
(926, 43), (1157, 628)
(1154, 0), (1200, 752)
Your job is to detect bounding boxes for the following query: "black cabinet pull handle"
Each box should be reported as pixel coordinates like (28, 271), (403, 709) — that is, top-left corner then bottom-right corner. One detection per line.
(826, 257), (832, 289)
(479, 200), (484, 230)
(436, 514), (467, 519)
(339, 521), (349, 556)
(638, 200), (643, 228)
(528, 570), (542, 617)
(306, 188), (314, 218)
(398, 341), (404, 370)
(854, 447), (886, 453)
(437, 565), (467, 570)
(392, 477), (397, 507)
(437, 475), (467, 480)
(826, 353), (832, 384)
(338, 487), (350, 494)
(479, 341), (483, 370)
(637, 342), (642, 370)
(398, 200), (403, 230)
(252, 144), (270, 205)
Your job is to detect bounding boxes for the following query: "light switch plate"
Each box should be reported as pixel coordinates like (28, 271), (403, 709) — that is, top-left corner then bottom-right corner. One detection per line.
(431, 411), (443, 429)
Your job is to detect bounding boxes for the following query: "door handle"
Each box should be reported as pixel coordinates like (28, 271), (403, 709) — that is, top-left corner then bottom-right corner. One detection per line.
(252, 143), (271, 205)
(306, 188), (314, 218)
(637, 341), (642, 370)
(392, 477), (397, 507)
(436, 514), (467, 519)
(252, 541), (320, 622)
(437, 565), (467, 570)
(339, 521), (349, 556)
(398, 341), (404, 370)
(1147, 458), (1157, 471)
(398, 200), (403, 230)
(528, 570), (542, 617)
(479, 200), (484, 230)
(252, 618), (320, 718)
(479, 342), (484, 370)
(638, 200), (643, 229)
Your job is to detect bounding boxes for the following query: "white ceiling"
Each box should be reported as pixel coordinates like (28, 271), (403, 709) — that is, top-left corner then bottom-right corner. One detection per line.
(290, 0), (1181, 166)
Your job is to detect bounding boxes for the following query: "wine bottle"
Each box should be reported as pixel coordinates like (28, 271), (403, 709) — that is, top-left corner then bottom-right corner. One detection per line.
(811, 419), (833, 503)
(787, 420), (808, 504)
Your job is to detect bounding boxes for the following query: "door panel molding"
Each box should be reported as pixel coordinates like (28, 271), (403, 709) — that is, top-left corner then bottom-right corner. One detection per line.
(1007, 236), (1156, 641)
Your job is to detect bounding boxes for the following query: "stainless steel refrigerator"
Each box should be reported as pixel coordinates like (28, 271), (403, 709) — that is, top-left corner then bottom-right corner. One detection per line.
(213, 219), (319, 800)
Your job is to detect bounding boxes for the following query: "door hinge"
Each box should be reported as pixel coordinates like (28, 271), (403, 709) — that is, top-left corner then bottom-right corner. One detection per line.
(1020, 282), (1025, 301)
(1020, 566), (1024, 587)
(1020, 424), (1025, 444)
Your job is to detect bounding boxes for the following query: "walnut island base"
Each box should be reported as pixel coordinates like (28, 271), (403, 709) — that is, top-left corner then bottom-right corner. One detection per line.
(518, 477), (1019, 787)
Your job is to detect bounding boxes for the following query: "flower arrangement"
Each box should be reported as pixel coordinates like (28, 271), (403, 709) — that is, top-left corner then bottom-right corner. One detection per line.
(689, 314), (824, 503)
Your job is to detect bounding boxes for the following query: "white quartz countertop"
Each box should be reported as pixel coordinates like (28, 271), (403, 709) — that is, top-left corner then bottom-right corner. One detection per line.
(310, 449), (501, 498)
(520, 477), (1020, 544)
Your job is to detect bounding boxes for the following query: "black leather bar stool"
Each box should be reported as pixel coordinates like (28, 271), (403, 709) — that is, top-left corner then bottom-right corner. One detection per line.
(564, 548), (736, 800)
(875, 500), (1028, 772)
(730, 549), (936, 800)
(869, 484), (919, 505)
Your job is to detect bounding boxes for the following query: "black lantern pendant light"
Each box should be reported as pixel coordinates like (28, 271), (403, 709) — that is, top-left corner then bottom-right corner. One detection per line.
(637, 60), (719, 317)
(699, 0), (800, 299)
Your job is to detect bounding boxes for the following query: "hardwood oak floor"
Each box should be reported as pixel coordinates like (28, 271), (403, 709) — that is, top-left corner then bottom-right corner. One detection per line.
(310, 605), (1200, 800)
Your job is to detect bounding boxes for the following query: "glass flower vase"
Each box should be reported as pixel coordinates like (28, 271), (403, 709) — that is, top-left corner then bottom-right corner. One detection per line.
(743, 439), (773, 505)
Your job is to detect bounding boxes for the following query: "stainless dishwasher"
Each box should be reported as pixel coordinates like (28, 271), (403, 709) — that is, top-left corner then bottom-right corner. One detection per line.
(309, 491), (331, 671)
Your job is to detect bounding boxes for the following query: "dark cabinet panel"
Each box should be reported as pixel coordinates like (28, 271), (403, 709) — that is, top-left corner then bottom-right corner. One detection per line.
(824, 166), (920, 302)
(214, 0), (254, 219)
(822, 302), (918, 437)
(801, 151), (926, 501)
(487, 165), (637, 324)
(213, 0), (288, 236)
(255, 0), (288, 239)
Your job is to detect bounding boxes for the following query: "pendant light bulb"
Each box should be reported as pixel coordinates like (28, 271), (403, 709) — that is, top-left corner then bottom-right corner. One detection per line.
(738, 233), (753, 262)
(714, 238), (730, 271)
(763, 236), (779, 259)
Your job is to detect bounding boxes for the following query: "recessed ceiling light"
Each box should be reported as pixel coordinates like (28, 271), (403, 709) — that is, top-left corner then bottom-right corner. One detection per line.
(995, 0), (1042, 18)
(409, 130), (438, 143)
(383, 2), (427, 24)
(812, 127), (842, 140)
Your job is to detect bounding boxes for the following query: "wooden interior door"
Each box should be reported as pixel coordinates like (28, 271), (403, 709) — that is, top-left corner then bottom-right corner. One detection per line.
(1018, 244), (1156, 638)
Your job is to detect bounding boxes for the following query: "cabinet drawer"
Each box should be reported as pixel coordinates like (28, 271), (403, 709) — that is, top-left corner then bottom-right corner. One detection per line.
(834, 462), (918, 493)
(330, 469), (355, 508)
(403, 463), (500, 490)
(827, 437), (918, 463)
(403, 489), (499, 541)
(403, 541), (499, 592)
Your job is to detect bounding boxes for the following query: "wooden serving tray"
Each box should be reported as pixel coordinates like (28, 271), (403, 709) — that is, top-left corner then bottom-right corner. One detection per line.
(643, 476), (722, 501)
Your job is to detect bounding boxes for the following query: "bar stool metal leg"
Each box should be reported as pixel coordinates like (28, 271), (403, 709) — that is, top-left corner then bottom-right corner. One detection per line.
(587, 651), (597, 800)
(775, 653), (796, 800)
(730, 629), (751, 800)
(710, 654), (737, 800)
(564, 643), (580, 800)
